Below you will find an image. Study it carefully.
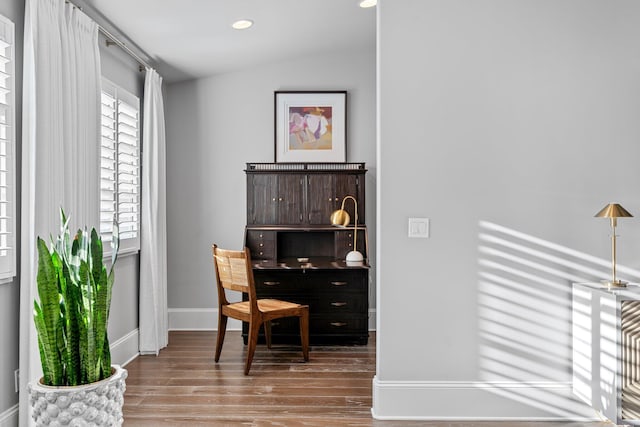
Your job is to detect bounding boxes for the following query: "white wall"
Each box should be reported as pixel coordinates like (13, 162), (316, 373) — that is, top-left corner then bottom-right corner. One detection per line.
(375, 0), (640, 420)
(165, 48), (376, 328)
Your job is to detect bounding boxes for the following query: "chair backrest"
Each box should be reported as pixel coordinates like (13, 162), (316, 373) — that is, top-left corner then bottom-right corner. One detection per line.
(212, 245), (258, 307)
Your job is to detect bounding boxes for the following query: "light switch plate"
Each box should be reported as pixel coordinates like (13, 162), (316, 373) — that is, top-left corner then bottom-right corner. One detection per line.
(408, 218), (429, 238)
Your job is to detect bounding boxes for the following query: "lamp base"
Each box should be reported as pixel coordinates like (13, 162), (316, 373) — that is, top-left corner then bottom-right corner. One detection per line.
(345, 250), (364, 263)
(602, 279), (628, 288)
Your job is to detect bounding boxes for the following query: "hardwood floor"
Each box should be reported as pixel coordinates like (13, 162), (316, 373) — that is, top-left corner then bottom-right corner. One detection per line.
(122, 331), (611, 426)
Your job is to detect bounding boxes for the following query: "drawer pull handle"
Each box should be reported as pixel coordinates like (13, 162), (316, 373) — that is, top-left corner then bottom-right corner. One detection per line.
(331, 281), (348, 286)
(330, 322), (348, 327)
(259, 243), (264, 247)
(263, 281), (280, 286)
(331, 302), (348, 307)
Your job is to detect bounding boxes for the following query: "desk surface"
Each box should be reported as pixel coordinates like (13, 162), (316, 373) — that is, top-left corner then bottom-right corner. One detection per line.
(252, 257), (369, 270)
(574, 282), (640, 301)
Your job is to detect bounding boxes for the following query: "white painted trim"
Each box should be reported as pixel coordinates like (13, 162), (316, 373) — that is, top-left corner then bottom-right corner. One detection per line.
(168, 308), (241, 331)
(110, 328), (139, 367)
(371, 377), (602, 421)
(0, 404), (18, 427)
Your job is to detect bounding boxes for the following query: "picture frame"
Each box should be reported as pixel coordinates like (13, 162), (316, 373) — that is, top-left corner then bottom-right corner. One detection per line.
(274, 91), (347, 163)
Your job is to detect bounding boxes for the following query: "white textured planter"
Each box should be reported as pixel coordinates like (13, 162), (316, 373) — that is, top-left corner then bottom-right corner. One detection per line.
(28, 365), (127, 427)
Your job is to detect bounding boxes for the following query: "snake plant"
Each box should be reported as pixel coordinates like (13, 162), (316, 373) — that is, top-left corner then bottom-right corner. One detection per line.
(34, 209), (119, 386)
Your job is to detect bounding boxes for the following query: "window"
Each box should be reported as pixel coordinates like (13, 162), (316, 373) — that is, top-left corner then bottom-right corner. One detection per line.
(100, 79), (140, 255)
(0, 14), (15, 279)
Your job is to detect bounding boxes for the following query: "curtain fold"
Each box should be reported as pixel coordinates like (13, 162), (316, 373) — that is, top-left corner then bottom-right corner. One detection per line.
(139, 68), (168, 355)
(19, 0), (101, 424)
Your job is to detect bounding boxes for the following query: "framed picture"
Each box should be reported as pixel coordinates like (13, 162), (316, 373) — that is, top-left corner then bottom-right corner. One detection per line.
(274, 91), (347, 163)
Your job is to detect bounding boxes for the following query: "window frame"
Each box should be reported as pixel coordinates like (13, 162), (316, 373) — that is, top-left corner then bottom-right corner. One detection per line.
(100, 78), (141, 257)
(0, 14), (15, 281)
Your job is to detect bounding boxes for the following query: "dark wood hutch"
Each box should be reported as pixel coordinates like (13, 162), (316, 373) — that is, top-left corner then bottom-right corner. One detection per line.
(243, 162), (369, 345)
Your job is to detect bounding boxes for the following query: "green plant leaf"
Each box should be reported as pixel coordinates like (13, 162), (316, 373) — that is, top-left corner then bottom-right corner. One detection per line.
(34, 238), (63, 385)
(33, 210), (119, 386)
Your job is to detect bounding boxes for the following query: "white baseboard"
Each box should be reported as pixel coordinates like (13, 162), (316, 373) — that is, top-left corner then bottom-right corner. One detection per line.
(169, 307), (378, 331)
(0, 404), (17, 427)
(168, 308), (241, 330)
(371, 377), (601, 421)
(110, 328), (139, 367)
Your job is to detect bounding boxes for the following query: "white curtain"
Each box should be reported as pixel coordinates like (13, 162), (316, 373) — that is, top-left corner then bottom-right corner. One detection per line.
(139, 68), (168, 354)
(19, 0), (101, 424)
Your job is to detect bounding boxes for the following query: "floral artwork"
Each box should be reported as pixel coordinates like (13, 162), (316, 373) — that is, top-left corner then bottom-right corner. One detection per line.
(288, 106), (332, 150)
(275, 92), (346, 162)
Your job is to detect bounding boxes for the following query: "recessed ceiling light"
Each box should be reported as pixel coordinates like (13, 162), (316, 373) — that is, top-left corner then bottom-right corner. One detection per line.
(232, 19), (253, 30)
(359, 0), (377, 8)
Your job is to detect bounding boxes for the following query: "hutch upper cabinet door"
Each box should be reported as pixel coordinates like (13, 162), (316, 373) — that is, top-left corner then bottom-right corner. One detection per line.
(247, 173), (305, 225)
(307, 173), (364, 225)
(277, 174), (305, 224)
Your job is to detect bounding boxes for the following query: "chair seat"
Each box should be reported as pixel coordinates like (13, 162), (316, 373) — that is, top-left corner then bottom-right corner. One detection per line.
(227, 298), (305, 314)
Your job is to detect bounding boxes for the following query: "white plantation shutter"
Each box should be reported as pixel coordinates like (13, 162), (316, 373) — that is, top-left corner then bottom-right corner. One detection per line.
(101, 79), (140, 254)
(0, 15), (14, 278)
(100, 90), (117, 244)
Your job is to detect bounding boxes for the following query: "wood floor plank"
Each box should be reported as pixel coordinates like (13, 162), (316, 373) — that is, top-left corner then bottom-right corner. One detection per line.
(122, 331), (610, 426)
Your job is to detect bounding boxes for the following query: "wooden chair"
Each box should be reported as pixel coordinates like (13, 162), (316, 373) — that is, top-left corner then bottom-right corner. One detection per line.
(212, 244), (310, 375)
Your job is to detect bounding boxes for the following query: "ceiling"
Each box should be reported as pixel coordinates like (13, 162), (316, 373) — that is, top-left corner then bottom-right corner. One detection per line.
(84, 0), (377, 83)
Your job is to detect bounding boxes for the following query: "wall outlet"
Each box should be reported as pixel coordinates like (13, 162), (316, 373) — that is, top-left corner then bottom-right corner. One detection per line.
(14, 369), (19, 393)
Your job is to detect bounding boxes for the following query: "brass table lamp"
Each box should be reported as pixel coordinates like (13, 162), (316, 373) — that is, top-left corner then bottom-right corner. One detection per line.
(330, 196), (364, 262)
(595, 203), (633, 287)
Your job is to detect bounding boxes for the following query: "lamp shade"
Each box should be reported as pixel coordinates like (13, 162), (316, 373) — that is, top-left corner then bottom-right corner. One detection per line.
(330, 209), (350, 227)
(594, 203), (633, 218)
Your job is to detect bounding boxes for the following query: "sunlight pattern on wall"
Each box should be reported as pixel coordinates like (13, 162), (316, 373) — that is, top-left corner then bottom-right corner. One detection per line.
(477, 220), (640, 419)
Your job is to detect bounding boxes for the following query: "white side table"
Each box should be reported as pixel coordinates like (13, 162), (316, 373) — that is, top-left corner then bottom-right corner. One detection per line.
(572, 282), (640, 425)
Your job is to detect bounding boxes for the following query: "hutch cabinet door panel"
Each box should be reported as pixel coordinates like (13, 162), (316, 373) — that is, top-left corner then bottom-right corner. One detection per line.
(277, 174), (305, 225)
(334, 174), (365, 224)
(247, 174), (278, 224)
(307, 174), (337, 224)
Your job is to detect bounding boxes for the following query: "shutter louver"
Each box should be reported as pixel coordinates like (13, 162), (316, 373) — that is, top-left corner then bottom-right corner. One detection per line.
(0, 15), (15, 278)
(117, 98), (139, 240)
(100, 79), (140, 255)
(100, 91), (117, 245)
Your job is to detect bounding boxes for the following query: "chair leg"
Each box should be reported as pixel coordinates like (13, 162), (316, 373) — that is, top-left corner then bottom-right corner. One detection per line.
(214, 314), (228, 362)
(264, 320), (272, 349)
(299, 309), (310, 362)
(245, 321), (261, 375)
